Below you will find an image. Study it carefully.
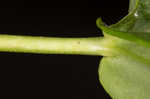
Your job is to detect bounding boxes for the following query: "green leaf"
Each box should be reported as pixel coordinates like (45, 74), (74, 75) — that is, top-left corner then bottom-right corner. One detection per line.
(97, 0), (150, 99)
(99, 35), (150, 99)
(99, 54), (150, 99)
(96, 0), (150, 48)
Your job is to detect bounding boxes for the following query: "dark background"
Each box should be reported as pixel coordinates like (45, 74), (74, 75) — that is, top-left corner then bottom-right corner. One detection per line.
(0, 0), (129, 98)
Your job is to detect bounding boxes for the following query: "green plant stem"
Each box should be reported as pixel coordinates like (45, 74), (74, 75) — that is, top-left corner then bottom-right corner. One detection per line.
(0, 34), (112, 56)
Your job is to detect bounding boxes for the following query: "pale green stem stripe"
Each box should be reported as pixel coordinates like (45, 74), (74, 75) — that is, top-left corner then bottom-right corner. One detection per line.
(0, 34), (111, 56)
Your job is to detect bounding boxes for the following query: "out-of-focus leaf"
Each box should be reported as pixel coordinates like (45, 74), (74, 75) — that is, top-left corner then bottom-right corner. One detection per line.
(97, 0), (150, 98)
